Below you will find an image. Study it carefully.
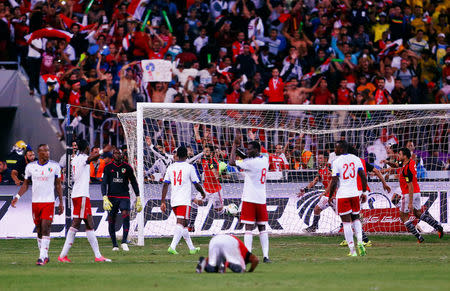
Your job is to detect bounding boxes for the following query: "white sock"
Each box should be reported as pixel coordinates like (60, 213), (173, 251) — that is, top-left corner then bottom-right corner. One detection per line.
(244, 231), (253, 252)
(40, 236), (51, 259)
(352, 220), (363, 244)
(182, 228), (195, 250)
(86, 229), (102, 258)
(37, 238), (42, 250)
(343, 222), (355, 254)
(60, 227), (77, 258)
(170, 224), (184, 250)
(259, 231), (269, 258)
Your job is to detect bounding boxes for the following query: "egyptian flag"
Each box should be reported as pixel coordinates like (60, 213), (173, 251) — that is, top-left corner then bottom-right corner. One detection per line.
(318, 58), (331, 73)
(378, 39), (403, 57)
(127, 0), (149, 21)
(302, 72), (315, 80)
(59, 14), (96, 31)
(26, 28), (73, 44)
(271, 13), (291, 26)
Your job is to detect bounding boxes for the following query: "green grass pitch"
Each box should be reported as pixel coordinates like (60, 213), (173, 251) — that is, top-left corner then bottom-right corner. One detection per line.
(0, 235), (448, 290)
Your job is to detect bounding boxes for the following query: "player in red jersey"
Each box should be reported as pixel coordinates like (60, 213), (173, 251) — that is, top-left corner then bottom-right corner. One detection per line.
(188, 144), (224, 231)
(268, 144), (289, 172)
(298, 153), (334, 233)
(396, 148), (443, 242)
(196, 234), (259, 273)
(11, 144), (64, 265)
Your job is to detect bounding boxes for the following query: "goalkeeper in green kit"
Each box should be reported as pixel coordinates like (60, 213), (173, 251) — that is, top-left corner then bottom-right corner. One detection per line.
(102, 149), (142, 251)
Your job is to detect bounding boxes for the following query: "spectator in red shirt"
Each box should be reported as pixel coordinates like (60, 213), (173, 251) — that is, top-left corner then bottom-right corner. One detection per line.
(372, 78), (393, 105)
(312, 78), (334, 105)
(332, 79), (354, 140)
(264, 68), (285, 104)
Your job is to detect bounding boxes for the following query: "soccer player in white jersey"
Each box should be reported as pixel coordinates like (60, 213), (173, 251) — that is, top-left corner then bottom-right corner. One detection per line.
(329, 140), (369, 257)
(58, 140), (111, 263)
(11, 144), (64, 266)
(229, 135), (271, 263)
(161, 146), (206, 255)
(196, 234), (259, 273)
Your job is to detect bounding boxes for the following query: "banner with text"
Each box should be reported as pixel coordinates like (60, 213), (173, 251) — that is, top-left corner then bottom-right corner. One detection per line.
(0, 182), (448, 238)
(141, 59), (172, 82)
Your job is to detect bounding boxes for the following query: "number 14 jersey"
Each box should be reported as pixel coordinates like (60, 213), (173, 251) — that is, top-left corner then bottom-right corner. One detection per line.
(164, 161), (200, 207)
(331, 154), (364, 198)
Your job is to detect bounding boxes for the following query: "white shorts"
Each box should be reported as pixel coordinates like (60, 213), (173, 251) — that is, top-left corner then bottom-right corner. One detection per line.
(208, 235), (245, 269)
(399, 193), (421, 213)
(196, 189), (224, 210)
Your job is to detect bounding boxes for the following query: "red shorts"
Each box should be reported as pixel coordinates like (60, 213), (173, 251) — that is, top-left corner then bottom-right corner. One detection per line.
(72, 197), (92, 219)
(337, 196), (360, 216)
(173, 205), (191, 219)
(32, 202), (55, 225)
(240, 201), (268, 225)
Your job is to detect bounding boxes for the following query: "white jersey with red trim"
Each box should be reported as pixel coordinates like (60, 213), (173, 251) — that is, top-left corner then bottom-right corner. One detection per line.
(71, 153), (90, 198)
(25, 160), (61, 203)
(163, 161), (200, 207)
(209, 234), (249, 269)
(331, 154), (364, 198)
(236, 155), (269, 204)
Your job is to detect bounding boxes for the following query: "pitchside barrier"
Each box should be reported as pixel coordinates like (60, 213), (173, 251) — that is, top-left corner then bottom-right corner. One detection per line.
(0, 180), (448, 238)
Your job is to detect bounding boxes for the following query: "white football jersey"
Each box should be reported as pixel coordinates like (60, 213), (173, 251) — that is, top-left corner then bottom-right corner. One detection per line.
(25, 160), (61, 203)
(331, 154), (364, 198)
(71, 153), (90, 198)
(236, 155), (269, 204)
(163, 161), (200, 207)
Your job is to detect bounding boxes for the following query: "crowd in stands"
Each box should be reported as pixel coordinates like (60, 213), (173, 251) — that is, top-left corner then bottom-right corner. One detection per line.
(0, 0), (449, 183)
(0, 1), (448, 116)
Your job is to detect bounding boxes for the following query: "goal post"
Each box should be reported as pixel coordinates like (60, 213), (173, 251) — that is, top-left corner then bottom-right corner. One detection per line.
(119, 103), (450, 245)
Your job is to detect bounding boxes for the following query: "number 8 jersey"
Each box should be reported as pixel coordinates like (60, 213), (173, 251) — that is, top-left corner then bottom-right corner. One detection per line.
(236, 156), (269, 204)
(331, 154), (364, 198)
(163, 161), (200, 207)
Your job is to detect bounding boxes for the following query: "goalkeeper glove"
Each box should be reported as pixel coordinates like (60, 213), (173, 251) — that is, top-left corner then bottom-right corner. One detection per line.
(135, 196), (143, 212)
(103, 196), (113, 211)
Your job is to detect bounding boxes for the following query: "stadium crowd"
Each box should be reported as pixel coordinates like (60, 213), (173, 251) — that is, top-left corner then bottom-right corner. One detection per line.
(0, 0), (449, 184)
(0, 0), (448, 113)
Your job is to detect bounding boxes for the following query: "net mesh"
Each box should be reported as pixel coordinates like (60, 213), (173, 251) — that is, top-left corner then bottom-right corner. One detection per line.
(118, 106), (449, 241)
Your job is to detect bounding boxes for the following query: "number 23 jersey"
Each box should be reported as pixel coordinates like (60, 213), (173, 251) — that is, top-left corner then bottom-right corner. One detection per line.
(331, 154), (364, 198)
(163, 161), (200, 207)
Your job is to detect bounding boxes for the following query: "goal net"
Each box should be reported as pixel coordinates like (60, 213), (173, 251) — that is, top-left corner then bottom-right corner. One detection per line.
(118, 104), (450, 245)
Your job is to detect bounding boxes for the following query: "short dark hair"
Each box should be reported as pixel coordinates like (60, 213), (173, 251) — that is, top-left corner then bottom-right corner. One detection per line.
(176, 146), (188, 158)
(78, 139), (90, 152)
(336, 140), (348, 152)
(37, 144), (48, 151)
(249, 141), (261, 152)
(348, 145), (358, 156)
(205, 144), (215, 152)
(399, 147), (411, 159)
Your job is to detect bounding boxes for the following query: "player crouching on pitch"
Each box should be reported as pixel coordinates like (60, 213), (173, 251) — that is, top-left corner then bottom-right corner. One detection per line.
(196, 234), (259, 273)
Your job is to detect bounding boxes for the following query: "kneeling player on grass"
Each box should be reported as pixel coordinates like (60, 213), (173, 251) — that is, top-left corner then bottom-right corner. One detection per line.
(102, 149), (142, 251)
(161, 146), (206, 255)
(229, 135), (271, 263)
(11, 144), (64, 265)
(58, 140), (110, 262)
(196, 234), (259, 273)
(395, 148), (443, 242)
(329, 141), (368, 257)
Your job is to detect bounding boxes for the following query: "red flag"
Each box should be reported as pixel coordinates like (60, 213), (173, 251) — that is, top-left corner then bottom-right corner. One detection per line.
(127, 0), (149, 20)
(26, 28), (73, 44)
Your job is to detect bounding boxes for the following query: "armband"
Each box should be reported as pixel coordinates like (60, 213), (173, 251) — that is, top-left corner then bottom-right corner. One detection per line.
(15, 194), (21, 200)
